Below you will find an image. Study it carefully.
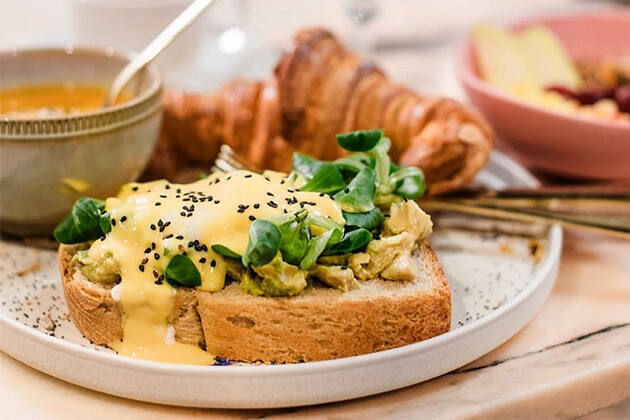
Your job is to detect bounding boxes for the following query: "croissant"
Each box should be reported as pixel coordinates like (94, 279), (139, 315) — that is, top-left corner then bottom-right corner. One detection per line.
(144, 28), (494, 195)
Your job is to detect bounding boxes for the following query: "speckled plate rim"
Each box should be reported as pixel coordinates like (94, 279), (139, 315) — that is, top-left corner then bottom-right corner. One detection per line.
(0, 151), (563, 408)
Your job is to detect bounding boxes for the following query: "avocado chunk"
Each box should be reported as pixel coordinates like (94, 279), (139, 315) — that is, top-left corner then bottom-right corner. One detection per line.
(309, 264), (359, 292)
(240, 269), (266, 296)
(349, 232), (416, 281)
(381, 254), (416, 282)
(251, 255), (308, 297)
(73, 249), (120, 285)
(384, 200), (432, 242)
(317, 254), (350, 266)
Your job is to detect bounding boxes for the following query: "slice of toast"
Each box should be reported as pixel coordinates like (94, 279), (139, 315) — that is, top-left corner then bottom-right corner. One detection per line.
(58, 241), (451, 363)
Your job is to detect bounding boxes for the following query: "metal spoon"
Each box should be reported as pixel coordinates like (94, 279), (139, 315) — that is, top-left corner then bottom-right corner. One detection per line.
(104, 0), (219, 107)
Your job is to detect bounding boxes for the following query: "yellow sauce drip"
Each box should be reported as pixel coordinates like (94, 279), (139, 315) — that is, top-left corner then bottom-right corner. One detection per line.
(0, 83), (131, 117)
(90, 171), (343, 364)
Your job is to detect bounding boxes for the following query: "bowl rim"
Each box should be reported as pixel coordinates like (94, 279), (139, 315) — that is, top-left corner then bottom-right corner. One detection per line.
(455, 9), (630, 132)
(0, 46), (163, 140)
(0, 46), (161, 120)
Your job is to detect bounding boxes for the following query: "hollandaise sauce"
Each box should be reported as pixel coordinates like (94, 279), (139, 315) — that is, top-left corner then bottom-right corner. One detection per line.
(89, 171), (343, 364)
(0, 83), (131, 117)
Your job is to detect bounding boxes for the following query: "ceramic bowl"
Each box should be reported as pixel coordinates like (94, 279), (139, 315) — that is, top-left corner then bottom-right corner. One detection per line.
(457, 11), (630, 181)
(0, 47), (162, 236)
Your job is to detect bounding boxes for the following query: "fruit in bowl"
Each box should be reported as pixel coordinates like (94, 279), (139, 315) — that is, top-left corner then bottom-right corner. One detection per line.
(471, 23), (629, 123)
(457, 11), (630, 181)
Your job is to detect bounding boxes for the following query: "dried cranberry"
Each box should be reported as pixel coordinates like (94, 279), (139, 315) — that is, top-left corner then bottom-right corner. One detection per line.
(575, 88), (612, 105)
(614, 85), (630, 113)
(545, 85), (576, 99)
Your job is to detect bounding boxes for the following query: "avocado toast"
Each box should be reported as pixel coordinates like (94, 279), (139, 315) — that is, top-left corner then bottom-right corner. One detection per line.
(55, 129), (451, 364)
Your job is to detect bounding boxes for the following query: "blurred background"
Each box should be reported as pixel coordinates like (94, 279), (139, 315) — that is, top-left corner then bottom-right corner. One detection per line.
(0, 0), (614, 97)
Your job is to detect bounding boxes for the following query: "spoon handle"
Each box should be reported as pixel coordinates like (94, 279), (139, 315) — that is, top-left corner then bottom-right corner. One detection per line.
(105, 0), (218, 107)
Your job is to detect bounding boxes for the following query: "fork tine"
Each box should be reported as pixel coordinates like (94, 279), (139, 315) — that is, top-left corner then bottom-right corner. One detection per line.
(211, 144), (255, 173)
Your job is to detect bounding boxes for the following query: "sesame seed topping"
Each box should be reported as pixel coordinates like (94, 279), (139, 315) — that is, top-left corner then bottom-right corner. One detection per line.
(319, 193), (325, 197)
(141, 257), (149, 264)
(154, 253), (160, 260)
(244, 174), (252, 178)
(267, 201), (278, 208)
(165, 184), (171, 190)
(151, 242), (156, 250)
(214, 200), (220, 204)
(153, 270), (159, 278)
(163, 233), (173, 239)
(344, 187), (350, 193)
(120, 216), (127, 222)
(266, 192), (274, 196)
(144, 247), (151, 254)
(199, 258), (206, 263)
(253, 203), (260, 209)
(155, 202), (161, 206)
(249, 215), (256, 221)
(139, 265), (145, 272)
(150, 224), (156, 230)
(341, 265), (348, 270)
(176, 235), (184, 240)
(111, 219), (116, 226)
(180, 212), (186, 217)
(160, 194), (167, 198)
(132, 186), (139, 191)
(211, 260), (217, 268)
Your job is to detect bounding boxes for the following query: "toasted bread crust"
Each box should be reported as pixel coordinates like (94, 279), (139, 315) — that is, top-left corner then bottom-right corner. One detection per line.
(58, 241), (450, 362)
(58, 245), (205, 347)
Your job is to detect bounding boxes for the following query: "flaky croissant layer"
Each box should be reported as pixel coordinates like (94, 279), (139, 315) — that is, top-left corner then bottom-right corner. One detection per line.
(145, 28), (494, 195)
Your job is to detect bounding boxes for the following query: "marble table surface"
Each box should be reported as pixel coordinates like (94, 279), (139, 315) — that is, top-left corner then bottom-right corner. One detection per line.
(1, 229), (628, 419)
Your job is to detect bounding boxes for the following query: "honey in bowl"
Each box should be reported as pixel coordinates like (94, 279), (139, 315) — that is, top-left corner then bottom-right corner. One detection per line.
(0, 83), (132, 118)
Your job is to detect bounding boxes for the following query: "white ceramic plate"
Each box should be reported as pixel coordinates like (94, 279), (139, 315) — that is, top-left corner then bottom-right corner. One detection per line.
(0, 151), (562, 408)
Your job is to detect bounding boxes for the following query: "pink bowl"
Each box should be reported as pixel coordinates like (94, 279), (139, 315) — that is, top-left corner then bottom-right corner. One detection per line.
(457, 10), (630, 181)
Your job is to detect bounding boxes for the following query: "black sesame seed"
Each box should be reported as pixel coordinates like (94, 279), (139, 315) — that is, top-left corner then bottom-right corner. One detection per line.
(120, 216), (127, 222)
(319, 193), (325, 197)
(165, 184), (171, 190)
(267, 201), (278, 208)
(100, 235), (106, 241)
(144, 247), (151, 254)
(266, 192), (274, 196)
(211, 260), (217, 268)
(188, 241), (194, 248)
(180, 212), (186, 217)
(154, 253), (160, 260)
(163, 234), (173, 239)
(152, 270), (159, 278)
(244, 174), (252, 178)
(249, 215), (256, 221)
(111, 219), (116, 226)
(151, 242), (156, 250)
(155, 202), (161, 206)
(132, 186), (139, 191)
(199, 258), (207, 263)
(141, 257), (149, 264)
(175, 235), (184, 240)
(158, 219), (163, 226)
(214, 200), (220, 204)
(341, 265), (348, 270)
(344, 187), (350, 193)
(176, 188), (181, 193)
(187, 212), (193, 217)
(150, 224), (156, 230)
(158, 274), (165, 281)
(280, 179), (285, 184)
(139, 265), (145, 272)
(201, 244), (208, 252)
(154, 279), (163, 285)
(288, 189), (295, 193)
(160, 194), (167, 198)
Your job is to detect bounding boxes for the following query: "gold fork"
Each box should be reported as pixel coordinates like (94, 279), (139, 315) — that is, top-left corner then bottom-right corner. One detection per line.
(212, 145), (630, 238)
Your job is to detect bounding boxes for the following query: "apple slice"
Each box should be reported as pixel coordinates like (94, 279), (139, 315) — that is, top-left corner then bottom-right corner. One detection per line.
(518, 26), (582, 90)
